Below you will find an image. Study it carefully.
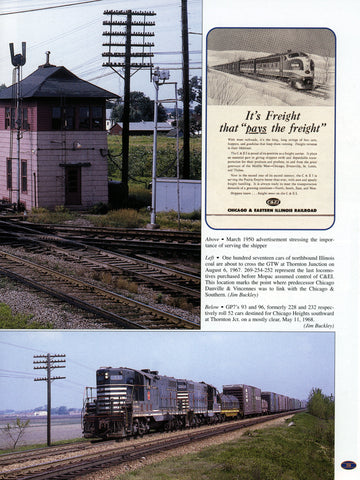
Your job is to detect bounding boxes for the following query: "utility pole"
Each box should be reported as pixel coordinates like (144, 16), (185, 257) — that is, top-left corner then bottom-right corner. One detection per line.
(181, 0), (190, 179)
(102, 10), (156, 201)
(33, 354), (66, 447)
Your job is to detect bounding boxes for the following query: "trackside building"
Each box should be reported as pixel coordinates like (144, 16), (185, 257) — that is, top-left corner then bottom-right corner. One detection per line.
(0, 56), (118, 210)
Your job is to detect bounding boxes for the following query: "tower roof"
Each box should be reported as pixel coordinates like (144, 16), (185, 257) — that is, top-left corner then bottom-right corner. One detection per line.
(0, 63), (119, 100)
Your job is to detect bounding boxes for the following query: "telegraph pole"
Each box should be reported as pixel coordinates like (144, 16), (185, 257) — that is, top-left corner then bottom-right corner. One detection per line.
(33, 354), (66, 447)
(102, 10), (156, 200)
(181, 0), (190, 179)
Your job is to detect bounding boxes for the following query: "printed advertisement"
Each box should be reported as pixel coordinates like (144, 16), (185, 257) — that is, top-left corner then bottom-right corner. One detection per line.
(202, 1), (359, 479)
(206, 28), (335, 230)
(0, 1), (358, 480)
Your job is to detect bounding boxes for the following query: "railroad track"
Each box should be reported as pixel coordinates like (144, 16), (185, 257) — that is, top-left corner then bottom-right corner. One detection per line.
(27, 223), (201, 243)
(0, 412), (297, 480)
(0, 250), (199, 329)
(302, 84), (332, 100)
(3, 220), (201, 256)
(0, 441), (95, 467)
(0, 228), (200, 304)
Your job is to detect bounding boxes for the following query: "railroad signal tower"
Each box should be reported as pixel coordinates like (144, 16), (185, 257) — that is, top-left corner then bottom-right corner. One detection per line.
(9, 42), (26, 211)
(102, 10), (156, 198)
(33, 354), (66, 446)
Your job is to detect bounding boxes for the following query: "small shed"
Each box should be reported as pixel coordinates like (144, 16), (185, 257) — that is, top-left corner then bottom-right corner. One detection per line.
(155, 178), (201, 213)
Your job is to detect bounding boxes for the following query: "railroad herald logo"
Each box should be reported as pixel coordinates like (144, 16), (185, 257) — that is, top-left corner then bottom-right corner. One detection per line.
(341, 461), (357, 470)
(266, 198), (281, 206)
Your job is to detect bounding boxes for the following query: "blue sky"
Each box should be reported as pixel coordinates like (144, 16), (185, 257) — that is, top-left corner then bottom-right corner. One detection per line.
(0, 331), (334, 411)
(0, 0), (202, 101)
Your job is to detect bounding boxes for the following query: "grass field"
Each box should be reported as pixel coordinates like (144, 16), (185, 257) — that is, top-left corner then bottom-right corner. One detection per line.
(26, 134), (201, 231)
(117, 413), (334, 480)
(107, 134), (201, 183)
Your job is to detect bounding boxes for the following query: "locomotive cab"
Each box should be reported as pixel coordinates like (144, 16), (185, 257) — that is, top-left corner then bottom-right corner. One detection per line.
(82, 367), (149, 439)
(284, 51), (314, 89)
(96, 367), (146, 413)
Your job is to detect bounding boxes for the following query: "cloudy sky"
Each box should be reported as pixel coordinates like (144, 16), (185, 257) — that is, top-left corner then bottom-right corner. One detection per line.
(0, 0), (202, 100)
(0, 331), (334, 411)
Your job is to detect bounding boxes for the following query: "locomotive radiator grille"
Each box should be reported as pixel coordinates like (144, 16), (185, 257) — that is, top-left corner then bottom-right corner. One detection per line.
(97, 385), (128, 412)
(177, 392), (189, 411)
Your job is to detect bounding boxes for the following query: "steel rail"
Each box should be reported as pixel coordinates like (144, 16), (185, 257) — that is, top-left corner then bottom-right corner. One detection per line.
(0, 222), (200, 301)
(0, 250), (199, 329)
(18, 222), (201, 243)
(0, 412), (299, 480)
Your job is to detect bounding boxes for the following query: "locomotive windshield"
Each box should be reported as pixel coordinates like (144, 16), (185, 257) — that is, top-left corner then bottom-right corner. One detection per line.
(97, 370), (124, 383)
(287, 52), (307, 58)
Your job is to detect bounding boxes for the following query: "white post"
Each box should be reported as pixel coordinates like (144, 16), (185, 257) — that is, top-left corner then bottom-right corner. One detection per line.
(148, 67), (170, 229)
(150, 67), (159, 227)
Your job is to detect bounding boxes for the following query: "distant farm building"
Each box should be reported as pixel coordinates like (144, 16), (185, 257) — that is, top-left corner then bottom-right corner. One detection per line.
(109, 121), (172, 136)
(0, 55), (118, 210)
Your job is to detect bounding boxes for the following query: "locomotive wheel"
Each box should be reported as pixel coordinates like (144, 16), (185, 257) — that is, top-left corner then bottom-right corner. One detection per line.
(138, 421), (146, 437)
(165, 419), (173, 432)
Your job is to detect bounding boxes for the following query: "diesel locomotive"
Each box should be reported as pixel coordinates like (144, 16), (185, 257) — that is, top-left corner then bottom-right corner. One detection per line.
(82, 366), (305, 439)
(213, 50), (315, 90)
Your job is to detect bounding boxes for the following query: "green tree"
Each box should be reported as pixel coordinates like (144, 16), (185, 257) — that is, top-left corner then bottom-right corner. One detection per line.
(177, 76), (202, 135)
(111, 91), (167, 123)
(1, 418), (30, 449)
(178, 76), (202, 112)
(307, 387), (334, 420)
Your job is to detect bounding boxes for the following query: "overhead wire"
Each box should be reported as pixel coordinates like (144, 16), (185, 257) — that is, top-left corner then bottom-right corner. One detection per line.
(0, 0), (201, 86)
(0, 340), (95, 373)
(0, 0), (102, 16)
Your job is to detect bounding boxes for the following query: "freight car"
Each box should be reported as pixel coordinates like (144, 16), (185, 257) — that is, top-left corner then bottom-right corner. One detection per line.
(213, 50), (314, 90)
(223, 384), (262, 417)
(82, 366), (304, 439)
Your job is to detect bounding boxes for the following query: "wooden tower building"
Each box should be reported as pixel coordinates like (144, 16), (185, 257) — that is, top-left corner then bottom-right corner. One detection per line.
(0, 54), (118, 210)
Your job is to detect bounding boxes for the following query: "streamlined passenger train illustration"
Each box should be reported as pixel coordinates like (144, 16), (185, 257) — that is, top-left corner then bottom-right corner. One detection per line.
(213, 50), (315, 90)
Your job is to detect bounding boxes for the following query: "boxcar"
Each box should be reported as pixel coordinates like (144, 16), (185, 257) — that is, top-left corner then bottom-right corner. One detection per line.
(222, 384), (262, 417)
(261, 391), (278, 413)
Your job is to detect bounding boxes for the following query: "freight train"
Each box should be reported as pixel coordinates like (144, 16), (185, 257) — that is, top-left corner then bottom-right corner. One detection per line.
(82, 366), (306, 439)
(212, 50), (315, 90)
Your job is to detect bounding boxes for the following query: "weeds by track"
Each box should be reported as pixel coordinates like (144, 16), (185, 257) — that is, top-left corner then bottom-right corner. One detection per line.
(0, 412), (297, 480)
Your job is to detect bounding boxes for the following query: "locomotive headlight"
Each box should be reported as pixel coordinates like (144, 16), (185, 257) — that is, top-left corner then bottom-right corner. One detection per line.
(305, 70), (310, 74)
(105, 372), (109, 379)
